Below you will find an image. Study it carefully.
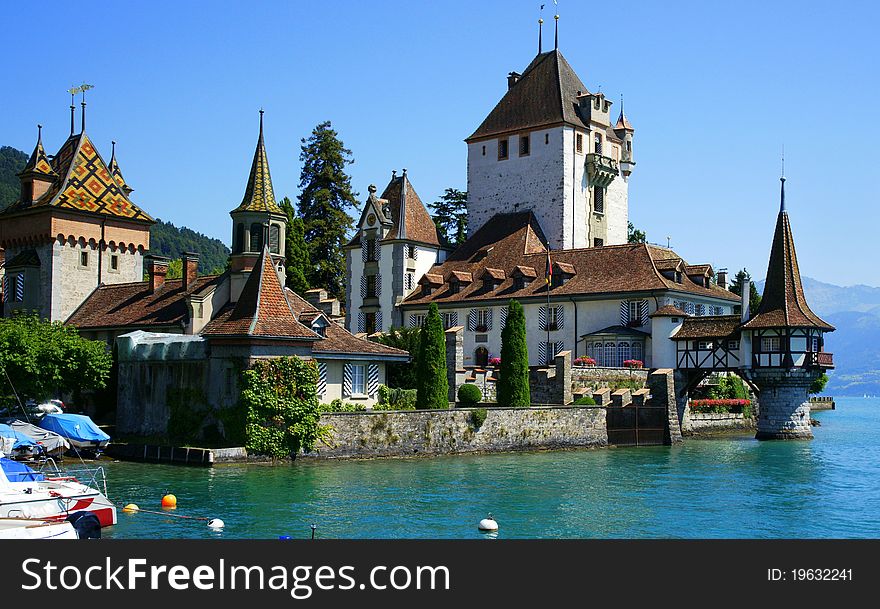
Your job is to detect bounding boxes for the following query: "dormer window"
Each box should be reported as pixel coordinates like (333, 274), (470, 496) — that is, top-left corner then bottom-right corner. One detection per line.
(312, 321), (327, 338)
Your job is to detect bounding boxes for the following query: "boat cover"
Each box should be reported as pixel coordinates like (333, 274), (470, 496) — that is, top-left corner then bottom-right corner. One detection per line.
(38, 414), (110, 443)
(0, 424), (38, 449)
(0, 457), (45, 482)
(1, 419), (70, 453)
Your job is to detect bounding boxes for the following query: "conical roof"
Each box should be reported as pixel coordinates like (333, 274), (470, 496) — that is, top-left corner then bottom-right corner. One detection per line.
(108, 141), (133, 194)
(232, 111), (281, 214)
(742, 180), (834, 331)
(19, 126), (57, 178)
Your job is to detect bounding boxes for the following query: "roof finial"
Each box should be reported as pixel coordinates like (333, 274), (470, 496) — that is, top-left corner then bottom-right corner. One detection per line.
(37, 124), (43, 145)
(402, 167), (407, 176)
(77, 84), (94, 133)
(538, 4), (544, 53)
(368, 184), (377, 195)
(780, 146), (786, 214)
(111, 140), (117, 163)
(392, 169), (397, 179)
(554, 0), (559, 50)
(67, 87), (76, 136)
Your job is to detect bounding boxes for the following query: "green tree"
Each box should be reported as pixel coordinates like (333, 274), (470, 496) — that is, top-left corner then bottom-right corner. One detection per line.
(0, 146), (28, 211)
(279, 196), (311, 295)
(374, 326), (421, 389)
(0, 315), (112, 404)
(627, 221), (646, 244)
(498, 299), (530, 407)
(810, 373), (829, 395)
(297, 121), (359, 299)
(149, 218), (230, 275)
(415, 303), (448, 409)
(238, 357), (328, 458)
(429, 188), (468, 246)
(730, 268), (762, 315)
(166, 259), (183, 279)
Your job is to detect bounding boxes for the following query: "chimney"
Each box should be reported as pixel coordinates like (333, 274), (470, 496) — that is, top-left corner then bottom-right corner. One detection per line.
(145, 255), (170, 293)
(740, 279), (750, 323)
(182, 252), (199, 291)
(305, 288), (327, 307)
(717, 270), (728, 290)
(507, 72), (521, 89)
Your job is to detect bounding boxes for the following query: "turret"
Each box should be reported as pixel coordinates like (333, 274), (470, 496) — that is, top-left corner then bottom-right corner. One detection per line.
(17, 124), (58, 205)
(614, 98), (635, 177)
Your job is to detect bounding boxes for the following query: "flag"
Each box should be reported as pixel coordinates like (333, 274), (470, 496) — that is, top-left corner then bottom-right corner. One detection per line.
(545, 248), (552, 285)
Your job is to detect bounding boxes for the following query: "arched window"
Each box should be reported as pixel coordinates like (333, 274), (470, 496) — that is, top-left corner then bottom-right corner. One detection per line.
(235, 224), (244, 254)
(618, 342), (630, 368)
(269, 224), (281, 254)
(631, 342), (643, 364)
(475, 347), (489, 368)
(250, 223), (263, 251)
(604, 342), (616, 368)
(594, 342), (604, 366)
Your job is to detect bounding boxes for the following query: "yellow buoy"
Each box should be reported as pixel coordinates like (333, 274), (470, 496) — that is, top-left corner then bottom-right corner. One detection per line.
(161, 494), (177, 509)
(122, 503), (139, 513)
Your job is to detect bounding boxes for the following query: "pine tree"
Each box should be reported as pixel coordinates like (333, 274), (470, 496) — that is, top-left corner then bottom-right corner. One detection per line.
(415, 303), (449, 409)
(429, 188), (468, 246)
(730, 268), (762, 315)
(498, 299), (530, 407)
(279, 196), (311, 295)
(297, 121), (359, 299)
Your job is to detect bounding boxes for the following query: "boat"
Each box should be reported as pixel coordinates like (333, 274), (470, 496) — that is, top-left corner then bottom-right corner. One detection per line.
(0, 423), (42, 460)
(0, 518), (78, 539)
(38, 413), (110, 455)
(0, 457), (117, 527)
(0, 419), (70, 458)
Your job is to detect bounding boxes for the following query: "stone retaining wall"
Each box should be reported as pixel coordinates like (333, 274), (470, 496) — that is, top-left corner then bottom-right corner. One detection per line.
(571, 367), (650, 386)
(683, 412), (755, 435)
(312, 406), (607, 458)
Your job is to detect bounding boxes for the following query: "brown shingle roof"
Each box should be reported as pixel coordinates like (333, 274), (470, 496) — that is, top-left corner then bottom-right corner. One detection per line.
(419, 273), (444, 286)
(66, 275), (223, 330)
(650, 304), (688, 318)
(673, 315), (742, 340)
(468, 50), (590, 141)
(202, 248), (316, 339)
(481, 268), (506, 281)
(742, 205), (834, 331)
(379, 173), (441, 246)
(402, 213), (739, 306)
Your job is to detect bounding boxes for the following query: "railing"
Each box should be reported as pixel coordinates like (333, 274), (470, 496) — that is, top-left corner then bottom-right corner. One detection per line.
(809, 352), (834, 368)
(585, 153), (619, 188)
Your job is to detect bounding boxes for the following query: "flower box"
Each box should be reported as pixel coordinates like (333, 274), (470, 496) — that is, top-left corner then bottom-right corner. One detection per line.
(622, 360), (644, 369)
(574, 357), (596, 367)
(690, 399), (751, 414)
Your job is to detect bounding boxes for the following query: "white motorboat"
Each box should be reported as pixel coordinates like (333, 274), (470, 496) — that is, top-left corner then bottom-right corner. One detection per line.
(0, 457), (117, 527)
(0, 518), (78, 539)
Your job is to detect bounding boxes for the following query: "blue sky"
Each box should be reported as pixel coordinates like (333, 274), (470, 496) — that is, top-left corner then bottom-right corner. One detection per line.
(3, 0), (877, 286)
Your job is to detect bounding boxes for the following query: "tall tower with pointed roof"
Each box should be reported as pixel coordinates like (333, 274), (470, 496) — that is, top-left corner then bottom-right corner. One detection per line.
(465, 48), (634, 250)
(0, 108), (154, 322)
(741, 176), (835, 440)
(229, 111), (287, 303)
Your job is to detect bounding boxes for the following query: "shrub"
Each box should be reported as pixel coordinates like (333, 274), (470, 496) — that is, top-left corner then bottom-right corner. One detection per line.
(690, 398), (751, 414)
(470, 407), (488, 429)
(415, 303), (449, 409)
(373, 327), (421, 389)
(488, 357), (501, 367)
(574, 395), (597, 405)
(622, 359), (644, 369)
(377, 385), (417, 410)
(458, 383), (483, 405)
(574, 357), (596, 367)
(498, 299), (530, 407)
(707, 374), (749, 400)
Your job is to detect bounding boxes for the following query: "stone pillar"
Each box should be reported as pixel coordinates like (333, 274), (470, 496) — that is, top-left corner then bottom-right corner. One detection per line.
(648, 368), (683, 444)
(745, 368), (815, 440)
(555, 350), (572, 405)
(445, 326), (464, 403)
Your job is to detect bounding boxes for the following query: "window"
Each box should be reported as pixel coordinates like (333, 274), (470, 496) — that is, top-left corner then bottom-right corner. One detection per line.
(80, 251), (89, 267)
(727, 340), (740, 350)
(618, 342), (631, 368)
(235, 224), (244, 253)
(312, 322), (326, 337)
(698, 341), (714, 350)
(269, 224), (281, 254)
(498, 138), (508, 160)
(365, 238), (377, 262)
(695, 303), (706, 317)
(675, 271), (683, 284)
(407, 244), (416, 259)
(593, 238), (604, 247)
(594, 186), (604, 213)
(250, 223), (263, 251)
(351, 364), (366, 396)
(593, 342), (604, 366)
(365, 275), (377, 298)
(544, 341), (563, 365)
(762, 336), (781, 352)
(631, 342), (643, 363)
(476, 309), (490, 332)
(811, 336), (820, 352)
(545, 133), (550, 145)
(443, 312), (457, 329)
(604, 343), (616, 367)
(626, 140), (632, 154)
(519, 134), (530, 156)
(409, 313), (426, 328)
(405, 273), (414, 291)
(364, 312), (377, 335)
(482, 145), (486, 156)
(576, 133), (583, 153)
(594, 134), (603, 154)
(546, 306), (559, 331)
(628, 301), (641, 326)
(110, 254), (119, 271)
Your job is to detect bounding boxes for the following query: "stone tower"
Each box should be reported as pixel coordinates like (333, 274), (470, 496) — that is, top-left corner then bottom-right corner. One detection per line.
(344, 170), (446, 334)
(229, 110), (287, 302)
(741, 176), (835, 439)
(465, 48), (634, 251)
(0, 110), (153, 322)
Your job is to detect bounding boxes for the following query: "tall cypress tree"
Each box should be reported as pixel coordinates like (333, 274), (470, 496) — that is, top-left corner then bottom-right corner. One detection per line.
(498, 299), (530, 407)
(297, 121), (359, 299)
(415, 303), (449, 409)
(279, 196), (310, 295)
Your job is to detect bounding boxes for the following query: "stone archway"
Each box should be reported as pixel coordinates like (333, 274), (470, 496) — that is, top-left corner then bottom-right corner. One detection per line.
(475, 346), (489, 368)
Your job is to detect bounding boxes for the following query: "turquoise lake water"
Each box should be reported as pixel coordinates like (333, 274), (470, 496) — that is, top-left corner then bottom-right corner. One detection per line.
(101, 397), (879, 539)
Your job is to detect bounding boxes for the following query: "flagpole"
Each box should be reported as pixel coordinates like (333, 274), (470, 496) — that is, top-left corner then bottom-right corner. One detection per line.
(546, 246), (552, 365)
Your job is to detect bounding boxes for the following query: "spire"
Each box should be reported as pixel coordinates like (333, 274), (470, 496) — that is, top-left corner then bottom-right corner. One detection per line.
(742, 178), (834, 332)
(81, 100), (86, 132)
(615, 94), (634, 131)
(20, 124), (57, 178)
(69, 90), (76, 136)
(108, 140), (133, 195)
(554, 12), (559, 49)
(538, 17), (544, 54)
(232, 110), (281, 214)
(780, 148), (786, 213)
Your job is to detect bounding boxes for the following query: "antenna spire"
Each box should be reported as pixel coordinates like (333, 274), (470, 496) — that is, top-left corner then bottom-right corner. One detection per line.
(68, 87), (76, 136)
(538, 4), (544, 53)
(554, 0), (559, 49)
(780, 146), (786, 213)
(37, 123), (43, 145)
(259, 107), (264, 139)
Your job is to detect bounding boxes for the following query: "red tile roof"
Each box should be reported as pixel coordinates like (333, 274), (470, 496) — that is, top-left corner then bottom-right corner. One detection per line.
(401, 213), (739, 307)
(349, 173), (442, 248)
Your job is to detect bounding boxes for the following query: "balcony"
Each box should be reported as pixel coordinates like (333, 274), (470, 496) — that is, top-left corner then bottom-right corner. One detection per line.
(808, 352), (834, 369)
(586, 153), (619, 188)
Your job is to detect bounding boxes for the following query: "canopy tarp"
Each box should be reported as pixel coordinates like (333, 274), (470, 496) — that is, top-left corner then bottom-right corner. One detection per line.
(1, 419), (70, 453)
(0, 457), (45, 482)
(0, 423), (38, 449)
(38, 414), (110, 443)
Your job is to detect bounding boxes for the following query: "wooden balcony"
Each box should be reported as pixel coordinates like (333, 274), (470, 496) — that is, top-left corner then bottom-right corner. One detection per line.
(808, 352), (834, 369)
(586, 153), (619, 188)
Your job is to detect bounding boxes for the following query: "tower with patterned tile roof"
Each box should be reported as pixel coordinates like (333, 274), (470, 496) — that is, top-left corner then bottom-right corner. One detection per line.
(466, 47), (634, 250)
(229, 110), (287, 303)
(344, 170), (447, 334)
(0, 108), (154, 322)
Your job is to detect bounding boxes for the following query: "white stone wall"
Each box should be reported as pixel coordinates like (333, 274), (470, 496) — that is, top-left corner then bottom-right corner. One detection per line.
(604, 172), (629, 245)
(651, 316), (683, 369)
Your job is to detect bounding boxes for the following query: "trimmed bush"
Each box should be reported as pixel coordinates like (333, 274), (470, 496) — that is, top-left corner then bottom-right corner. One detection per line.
(574, 395), (597, 405)
(458, 383), (482, 405)
(498, 299), (530, 407)
(470, 407), (488, 429)
(415, 303), (449, 409)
